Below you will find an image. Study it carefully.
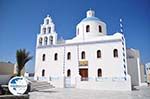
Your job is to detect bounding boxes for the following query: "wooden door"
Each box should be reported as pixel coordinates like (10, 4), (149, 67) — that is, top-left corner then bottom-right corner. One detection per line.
(79, 69), (88, 81)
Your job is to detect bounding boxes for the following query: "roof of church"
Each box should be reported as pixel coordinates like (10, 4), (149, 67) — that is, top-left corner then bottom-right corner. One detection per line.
(81, 16), (100, 22)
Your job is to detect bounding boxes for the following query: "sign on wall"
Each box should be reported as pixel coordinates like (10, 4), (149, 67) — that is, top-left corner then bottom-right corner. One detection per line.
(79, 60), (88, 66)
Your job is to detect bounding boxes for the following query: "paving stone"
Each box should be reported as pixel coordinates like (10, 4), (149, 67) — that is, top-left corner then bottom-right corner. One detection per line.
(29, 86), (150, 99)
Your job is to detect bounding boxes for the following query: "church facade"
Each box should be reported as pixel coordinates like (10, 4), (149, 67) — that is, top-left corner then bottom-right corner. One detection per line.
(34, 10), (131, 91)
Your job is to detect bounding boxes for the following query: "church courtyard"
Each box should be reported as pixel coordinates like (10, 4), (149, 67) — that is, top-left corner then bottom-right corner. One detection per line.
(29, 86), (150, 99)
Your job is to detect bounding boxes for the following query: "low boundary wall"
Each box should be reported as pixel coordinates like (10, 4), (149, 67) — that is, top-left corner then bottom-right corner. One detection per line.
(76, 75), (131, 91)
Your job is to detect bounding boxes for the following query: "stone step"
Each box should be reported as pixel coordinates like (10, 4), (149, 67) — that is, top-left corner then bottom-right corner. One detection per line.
(32, 85), (54, 91)
(29, 80), (55, 91)
(31, 84), (54, 89)
(31, 82), (50, 86)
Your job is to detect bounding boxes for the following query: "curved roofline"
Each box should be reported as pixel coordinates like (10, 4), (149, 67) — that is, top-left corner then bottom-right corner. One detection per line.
(81, 16), (101, 22)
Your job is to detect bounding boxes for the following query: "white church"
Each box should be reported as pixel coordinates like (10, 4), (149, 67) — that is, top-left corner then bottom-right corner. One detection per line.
(34, 10), (132, 91)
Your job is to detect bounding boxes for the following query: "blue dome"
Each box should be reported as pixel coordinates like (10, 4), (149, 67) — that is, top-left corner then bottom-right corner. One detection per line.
(81, 16), (100, 22)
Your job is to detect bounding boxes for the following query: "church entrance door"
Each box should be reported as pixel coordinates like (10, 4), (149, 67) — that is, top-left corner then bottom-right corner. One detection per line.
(79, 69), (88, 81)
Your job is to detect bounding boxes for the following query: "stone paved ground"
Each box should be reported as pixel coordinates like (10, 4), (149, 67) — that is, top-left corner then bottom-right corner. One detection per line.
(29, 86), (150, 99)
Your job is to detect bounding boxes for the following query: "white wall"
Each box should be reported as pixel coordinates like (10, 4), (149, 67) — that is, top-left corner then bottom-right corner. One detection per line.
(126, 48), (146, 86)
(35, 34), (128, 89)
(127, 58), (141, 86)
(78, 41), (125, 77)
(140, 64), (146, 83)
(76, 75), (131, 91)
(76, 21), (107, 38)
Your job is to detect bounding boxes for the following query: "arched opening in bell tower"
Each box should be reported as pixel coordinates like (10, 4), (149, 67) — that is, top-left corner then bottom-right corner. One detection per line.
(49, 36), (53, 45)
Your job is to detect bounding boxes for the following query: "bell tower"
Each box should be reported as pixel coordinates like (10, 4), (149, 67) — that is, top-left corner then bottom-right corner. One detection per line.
(37, 15), (57, 47)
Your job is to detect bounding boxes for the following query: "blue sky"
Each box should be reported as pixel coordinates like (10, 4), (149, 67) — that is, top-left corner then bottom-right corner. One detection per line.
(0, 0), (150, 73)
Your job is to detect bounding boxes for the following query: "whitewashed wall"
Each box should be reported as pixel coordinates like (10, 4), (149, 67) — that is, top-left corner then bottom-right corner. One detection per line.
(127, 58), (141, 86)
(76, 75), (131, 91)
(35, 34), (128, 90)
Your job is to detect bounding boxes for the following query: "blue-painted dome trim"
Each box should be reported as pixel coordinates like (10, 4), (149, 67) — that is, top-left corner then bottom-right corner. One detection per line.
(81, 16), (100, 22)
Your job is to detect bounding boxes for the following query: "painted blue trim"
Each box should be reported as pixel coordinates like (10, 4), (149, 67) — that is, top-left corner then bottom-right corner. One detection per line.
(81, 16), (100, 22)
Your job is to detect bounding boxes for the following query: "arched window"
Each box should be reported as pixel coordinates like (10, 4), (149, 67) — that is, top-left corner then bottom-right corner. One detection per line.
(46, 19), (49, 24)
(39, 37), (43, 46)
(42, 54), (45, 61)
(49, 36), (53, 45)
(54, 53), (58, 61)
(42, 69), (45, 76)
(48, 27), (51, 33)
(98, 68), (102, 77)
(81, 51), (85, 59)
(113, 49), (118, 57)
(43, 28), (46, 34)
(67, 69), (71, 77)
(99, 25), (102, 33)
(86, 25), (90, 32)
(67, 52), (71, 60)
(97, 50), (101, 58)
(44, 37), (48, 45)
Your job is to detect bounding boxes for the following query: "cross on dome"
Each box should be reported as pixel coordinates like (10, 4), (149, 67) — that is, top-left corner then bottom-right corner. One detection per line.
(86, 9), (95, 17)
